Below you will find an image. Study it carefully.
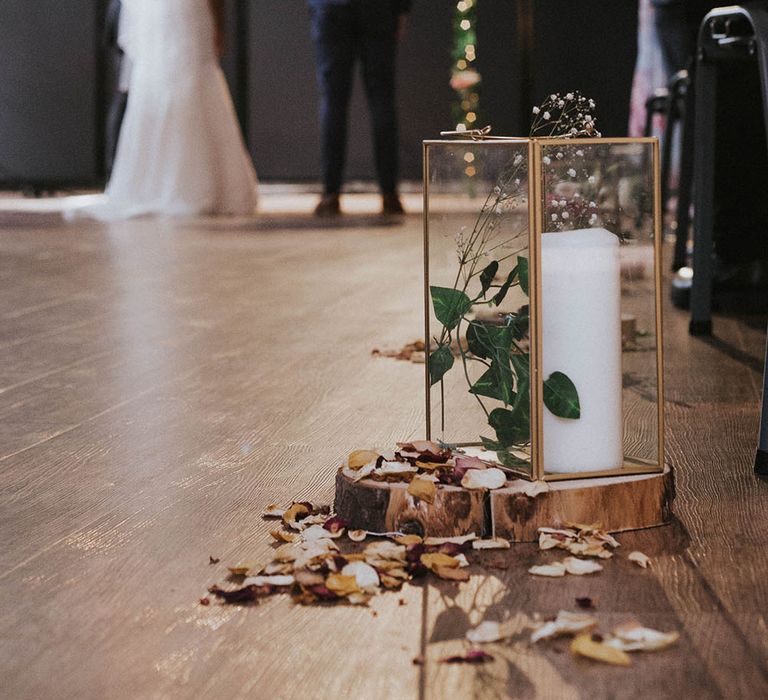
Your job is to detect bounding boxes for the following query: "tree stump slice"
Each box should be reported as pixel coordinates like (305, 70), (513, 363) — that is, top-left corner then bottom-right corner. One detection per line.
(335, 467), (674, 541)
(334, 471), (486, 538)
(492, 466), (675, 542)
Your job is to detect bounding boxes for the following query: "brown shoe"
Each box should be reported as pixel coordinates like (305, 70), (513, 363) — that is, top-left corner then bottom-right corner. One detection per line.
(382, 193), (405, 216)
(314, 193), (341, 217)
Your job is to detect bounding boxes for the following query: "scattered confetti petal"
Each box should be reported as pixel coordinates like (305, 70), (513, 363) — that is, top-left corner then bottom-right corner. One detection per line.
(564, 557), (603, 576)
(347, 450), (380, 470)
(571, 633), (631, 666)
(531, 610), (598, 642)
(325, 574), (362, 598)
(461, 467), (507, 490)
(607, 622), (679, 652)
(342, 561), (381, 593)
(472, 538), (511, 550)
(262, 504), (286, 518)
(407, 477), (438, 504)
(466, 620), (503, 644)
(529, 562), (566, 577)
(242, 575), (294, 587)
(423, 533), (477, 546)
(628, 551), (651, 568)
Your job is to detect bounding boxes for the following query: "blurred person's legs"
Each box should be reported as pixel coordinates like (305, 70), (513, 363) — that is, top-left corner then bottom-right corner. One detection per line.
(311, 3), (357, 215)
(359, 0), (403, 214)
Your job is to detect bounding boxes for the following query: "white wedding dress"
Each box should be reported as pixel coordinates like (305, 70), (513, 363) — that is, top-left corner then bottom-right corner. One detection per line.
(87, 0), (257, 219)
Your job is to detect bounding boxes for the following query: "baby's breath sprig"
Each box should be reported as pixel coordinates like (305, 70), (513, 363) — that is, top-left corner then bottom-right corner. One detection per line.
(530, 91), (601, 138)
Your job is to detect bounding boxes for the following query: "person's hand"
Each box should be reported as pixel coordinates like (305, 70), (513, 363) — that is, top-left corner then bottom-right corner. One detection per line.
(396, 14), (409, 42)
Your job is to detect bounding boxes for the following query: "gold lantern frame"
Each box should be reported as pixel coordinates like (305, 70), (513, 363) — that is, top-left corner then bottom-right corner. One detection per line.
(423, 135), (664, 483)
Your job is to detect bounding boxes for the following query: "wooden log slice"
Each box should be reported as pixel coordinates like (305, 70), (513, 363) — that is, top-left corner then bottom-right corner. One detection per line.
(492, 466), (675, 542)
(335, 467), (674, 542)
(334, 471), (486, 538)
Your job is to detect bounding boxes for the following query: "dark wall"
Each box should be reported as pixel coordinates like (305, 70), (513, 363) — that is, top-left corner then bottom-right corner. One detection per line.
(0, 0), (103, 187)
(0, 0), (638, 188)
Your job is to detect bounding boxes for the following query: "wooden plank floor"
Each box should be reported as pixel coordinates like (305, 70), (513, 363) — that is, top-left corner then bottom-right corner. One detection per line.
(0, 205), (766, 699)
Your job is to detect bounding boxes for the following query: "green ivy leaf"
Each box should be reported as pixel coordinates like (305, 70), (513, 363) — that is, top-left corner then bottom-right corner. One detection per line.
(428, 345), (454, 386)
(430, 286), (472, 331)
(506, 306), (529, 340)
(479, 260), (499, 296)
(466, 321), (513, 360)
(480, 436), (504, 452)
(491, 265), (518, 306)
(489, 407), (530, 447)
(510, 352), (530, 385)
(496, 448), (531, 469)
(518, 256), (529, 297)
(543, 371), (581, 419)
(469, 361), (515, 404)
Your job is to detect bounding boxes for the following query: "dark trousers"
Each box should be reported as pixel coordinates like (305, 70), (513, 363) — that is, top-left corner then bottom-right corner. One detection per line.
(310, 1), (400, 195)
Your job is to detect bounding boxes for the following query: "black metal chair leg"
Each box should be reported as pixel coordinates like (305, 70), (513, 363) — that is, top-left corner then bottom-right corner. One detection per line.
(757, 323), (768, 476)
(689, 58), (716, 336)
(672, 79), (694, 272)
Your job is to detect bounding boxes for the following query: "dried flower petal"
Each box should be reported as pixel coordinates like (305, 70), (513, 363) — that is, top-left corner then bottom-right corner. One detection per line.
(423, 533), (476, 547)
(262, 504), (286, 519)
(208, 583), (275, 604)
(270, 529), (298, 543)
(407, 477), (438, 504)
(341, 561), (381, 593)
(347, 450), (380, 470)
(466, 620), (502, 644)
(607, 622), (679, 651)
(564, 557), (603, 576)
(472, 538), (510, 550)
(325, 574), (362, 598)
(571, 634), (631, 666)
(342, 463), (376, 482)
(323, 516), (349, 535)
(376, 461), (418, 476)
(294, 569), (326, 587)
(394, 534), (423, 546)
(461, 467), (506, 490)
(528, 562), (566, 577)
(421, 552), (461, 571)
(227, 563), (260, 576)
(628, 551), (651, 568)
(441, 650), (494, 664)
(518, 480), (550, 497)
(242, 574), (294, 587)
(282, 503), (311, 530)
(302, 524), (336, 541)
(531, 610), (598, 642)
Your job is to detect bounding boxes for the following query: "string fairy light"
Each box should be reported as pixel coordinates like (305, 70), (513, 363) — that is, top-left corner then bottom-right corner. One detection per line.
(450, 0), (481, 176)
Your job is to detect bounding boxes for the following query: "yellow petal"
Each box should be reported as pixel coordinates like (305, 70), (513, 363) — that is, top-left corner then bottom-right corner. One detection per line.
(325, 574), (362, 597)
(407, 477), (437, 504)
(394, 534), (423, 546)
(421, 552), (461, 570)
(571, 634), (631, 666)
(348, 450), (380, 470)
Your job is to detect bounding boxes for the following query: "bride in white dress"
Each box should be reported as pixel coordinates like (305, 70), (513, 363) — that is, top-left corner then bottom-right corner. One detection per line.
(88, 0), (257, 219)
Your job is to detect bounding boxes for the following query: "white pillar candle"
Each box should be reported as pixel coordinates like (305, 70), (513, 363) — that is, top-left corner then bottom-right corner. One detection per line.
(540, 228), (623, 473)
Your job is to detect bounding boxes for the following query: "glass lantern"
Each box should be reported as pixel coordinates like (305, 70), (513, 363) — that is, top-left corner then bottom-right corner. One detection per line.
(423, 135), (663, 481)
